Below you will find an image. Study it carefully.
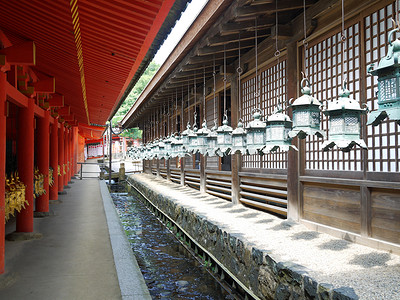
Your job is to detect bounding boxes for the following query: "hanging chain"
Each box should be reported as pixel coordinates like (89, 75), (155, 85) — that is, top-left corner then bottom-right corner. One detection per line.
(203, 66), (206, 122)
(176, 89), (178, 132)
(187, 80), (190, 124)
(341, 0), (348, 87)
(303, 0), (309, 78)
(213, 56), (217, 127)
(223, 45), (227, 119)
(181, 86), (184, 129)
(194, 72), (197, 123)
(395, 0), (400, 30)
(275, 2), (281, 110)
(237, 31), (243, 122)
(255, 18), (260, 108)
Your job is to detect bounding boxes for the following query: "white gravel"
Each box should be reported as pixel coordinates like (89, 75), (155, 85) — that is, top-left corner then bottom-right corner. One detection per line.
(134, 173), (400, 300)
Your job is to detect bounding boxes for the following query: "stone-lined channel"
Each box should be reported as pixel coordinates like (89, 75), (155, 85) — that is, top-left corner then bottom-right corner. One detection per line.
(111, 191), (233, 299)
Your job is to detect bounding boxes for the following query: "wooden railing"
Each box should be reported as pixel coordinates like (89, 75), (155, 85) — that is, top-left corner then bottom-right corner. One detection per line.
(205, 170), (231, 201)
(159, 167), (167, 179)
(170, 168), (181, 184)
(239, 172), (287, 217)
(184, 169), (200, 190)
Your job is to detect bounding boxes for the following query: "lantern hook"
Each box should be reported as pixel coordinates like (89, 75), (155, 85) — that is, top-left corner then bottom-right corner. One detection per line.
(388, 28), (400, 47)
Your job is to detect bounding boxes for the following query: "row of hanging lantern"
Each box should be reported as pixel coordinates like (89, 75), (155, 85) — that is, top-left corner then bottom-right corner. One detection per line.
(128, 0), (400, 161)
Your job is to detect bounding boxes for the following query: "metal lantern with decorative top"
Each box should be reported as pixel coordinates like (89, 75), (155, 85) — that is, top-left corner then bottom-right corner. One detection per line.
(164, 135), (173, 158)
(246, 109), (266, 154)
(231, 120), (247, 155)
(152, 139), (160, 158)
(196, 120), (211, 155)
(289, 78), (325, 139)
(367, 29), (400, 126)
(181, 122), (193, 152)
(173, 134), (186, 158)
(188, 122), (198, 154)
(158, 139), (166, 159)
(205, 123), (218, 157)
(263, 105), (297, 153)
(321, 81), (368, 152)
(169, 134), (178, 158)
(216, 115), (232, 157)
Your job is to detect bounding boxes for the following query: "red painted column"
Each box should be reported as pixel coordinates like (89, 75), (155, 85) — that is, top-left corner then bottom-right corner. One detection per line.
(69, 129), (73, 180)
(58, 124), (64, 192)
(64, 128), (69, 186)
(16, 99), (35, 232)
(49, 119), (58, 200)
(36, 111), (50, 212)
(0, 72), (7, 273)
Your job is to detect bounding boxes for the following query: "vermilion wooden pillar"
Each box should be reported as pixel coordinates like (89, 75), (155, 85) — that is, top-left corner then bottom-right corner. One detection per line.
(49, 119), (59, 200)
(16, 99), (35, 232)
(58, 124), (64, 191)
(69, 129), (73, 179)
(36, 111), (50, 212)
(64, 128), (69, 186)
(0, 72), (7, 273)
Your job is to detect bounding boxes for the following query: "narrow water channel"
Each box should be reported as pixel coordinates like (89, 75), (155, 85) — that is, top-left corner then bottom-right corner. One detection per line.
(111, 192), (232, 299)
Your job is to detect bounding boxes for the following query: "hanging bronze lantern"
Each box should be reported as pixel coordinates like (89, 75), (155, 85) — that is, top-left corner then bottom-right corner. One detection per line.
(321, 81), (368, 152)
(367, 29), (400, 126)
(289, 78), (325, 139)
(181, 122), (193, 153)
(188, 122), (198, 154)
(246, 109), (266, 154)
(205, 123), (218, 157)
(263, 105), (297, 153)
(216, 115), (232, 157)
(164, 135), (173, 158)
(196, 120), (211, 155)
(231, 120), (247, 155)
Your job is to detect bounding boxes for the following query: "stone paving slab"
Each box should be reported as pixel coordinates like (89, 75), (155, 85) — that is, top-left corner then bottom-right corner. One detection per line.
(131, 173), (400, 300)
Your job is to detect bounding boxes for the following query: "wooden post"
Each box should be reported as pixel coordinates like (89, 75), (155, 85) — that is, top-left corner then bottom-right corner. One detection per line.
(180, 157), (185, 186)
(156, 159), (160, 177)
(0, 72), (7, 273)
(16, 98), (35, 232)
(35, 110), (50, 212)
(49, 119), (59, 200)
(200, 155), (206, 193)
(230, 72), (240, 205)
(64, 128), (69, 186)
(166, 158), (171, 181)
(286, 42), (300, 221)
(58, 124), (64, 191)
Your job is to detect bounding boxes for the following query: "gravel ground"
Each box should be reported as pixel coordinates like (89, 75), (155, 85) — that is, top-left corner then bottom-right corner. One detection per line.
(134, 173), (400, 300)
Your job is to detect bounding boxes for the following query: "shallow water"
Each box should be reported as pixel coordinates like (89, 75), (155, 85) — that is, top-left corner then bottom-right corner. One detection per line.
(112, 192), (231, 299)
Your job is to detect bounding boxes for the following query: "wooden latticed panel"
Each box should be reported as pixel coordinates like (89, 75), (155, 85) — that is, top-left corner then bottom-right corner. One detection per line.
(241, 58), (288, 169)
(206, 95), (219, 170)
(241, 73), (262, 168)
(305, 22), (362, 171)
(365, 2), (400, 173)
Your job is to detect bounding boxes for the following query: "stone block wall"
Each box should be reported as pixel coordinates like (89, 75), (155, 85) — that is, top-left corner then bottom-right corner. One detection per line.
(127, 176), (358, 300)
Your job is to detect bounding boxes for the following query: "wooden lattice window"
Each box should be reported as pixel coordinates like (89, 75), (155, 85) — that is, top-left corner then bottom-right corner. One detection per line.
(365, 2), (400, 173)
(305, 21), (362, 171)
(241, 58), (288, 169)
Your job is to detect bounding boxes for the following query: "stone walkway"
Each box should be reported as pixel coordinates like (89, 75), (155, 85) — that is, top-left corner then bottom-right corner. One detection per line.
(131, 173), (400, 300)
(0, 164), (150, 300)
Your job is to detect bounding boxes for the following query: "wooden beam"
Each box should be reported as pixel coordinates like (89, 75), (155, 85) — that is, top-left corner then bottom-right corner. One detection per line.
(0, 41), (36, 65)
(5, 81), (28, 108)
(271, 24), (293, 40)
(220, 17), (275, 33)
(33, 77), (55, 93)
(58, 105), (71, 116)
(49, 94), (64, 107)
(197, 39), (255, 56)
(235, 0), (315, 18)
(207, 29), (270, 46)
